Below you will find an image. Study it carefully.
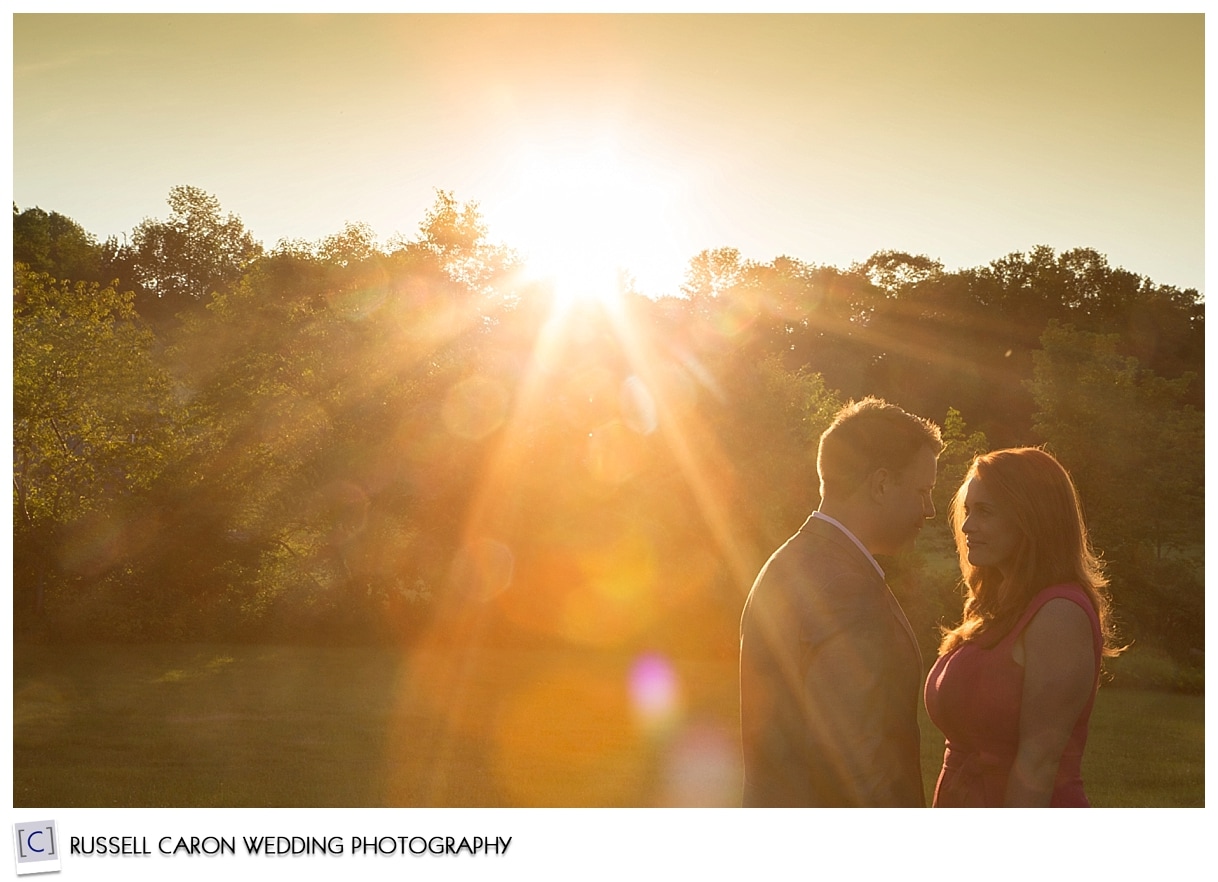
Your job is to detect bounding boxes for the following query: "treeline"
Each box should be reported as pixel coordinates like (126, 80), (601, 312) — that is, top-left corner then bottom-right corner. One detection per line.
(12, 188), (1204, 678)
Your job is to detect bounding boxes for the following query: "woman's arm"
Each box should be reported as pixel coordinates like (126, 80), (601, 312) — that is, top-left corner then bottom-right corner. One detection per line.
(1004, 597), (1096, 807)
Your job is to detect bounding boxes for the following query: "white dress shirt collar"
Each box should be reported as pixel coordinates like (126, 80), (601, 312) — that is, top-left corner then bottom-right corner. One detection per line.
(811, 511), (886, 580)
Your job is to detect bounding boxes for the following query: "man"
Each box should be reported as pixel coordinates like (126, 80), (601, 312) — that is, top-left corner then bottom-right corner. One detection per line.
(739, 397), (942, 806)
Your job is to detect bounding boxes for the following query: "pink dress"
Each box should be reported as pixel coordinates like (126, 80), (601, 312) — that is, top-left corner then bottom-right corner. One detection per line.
(923, 583), (1103, 807)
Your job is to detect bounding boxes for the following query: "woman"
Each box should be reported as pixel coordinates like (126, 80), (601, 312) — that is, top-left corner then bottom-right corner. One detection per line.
(924, 447), (1122, 807)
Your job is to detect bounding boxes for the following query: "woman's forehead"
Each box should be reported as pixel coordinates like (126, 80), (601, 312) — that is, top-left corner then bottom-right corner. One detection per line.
(964, 475), (997, 503)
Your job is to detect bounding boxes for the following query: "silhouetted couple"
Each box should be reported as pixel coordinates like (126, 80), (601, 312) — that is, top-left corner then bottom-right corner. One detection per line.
(739, 398), (1120, 807)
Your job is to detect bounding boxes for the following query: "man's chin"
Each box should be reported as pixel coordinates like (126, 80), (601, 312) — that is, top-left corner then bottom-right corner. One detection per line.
(874, 540), (912, 558)
(883, 530), (923, 556)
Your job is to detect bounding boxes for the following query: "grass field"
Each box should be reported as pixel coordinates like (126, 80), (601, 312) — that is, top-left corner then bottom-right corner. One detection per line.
(13, 642), (1204, 808)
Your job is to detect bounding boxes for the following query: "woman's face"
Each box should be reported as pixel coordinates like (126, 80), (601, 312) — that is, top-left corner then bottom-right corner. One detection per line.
(960, 475), (1022, 577)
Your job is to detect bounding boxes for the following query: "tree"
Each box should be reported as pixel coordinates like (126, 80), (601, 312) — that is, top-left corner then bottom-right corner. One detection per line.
(857, 250), (944, 298)
(404, 189), (516, 294)
(125, 185), (263, 327)
(1028, 322), (1202, 560)
(680, 247), (745, 300)
(13, 205), (106, 285)
(319, 221), (381, 268)
(13, 265), (177, 627)
(1027, 322), (1203, 654)
(933, 407), (989, 522)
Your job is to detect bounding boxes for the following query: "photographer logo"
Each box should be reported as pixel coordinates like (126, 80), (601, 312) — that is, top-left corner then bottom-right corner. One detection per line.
(12, 821), (60, 875)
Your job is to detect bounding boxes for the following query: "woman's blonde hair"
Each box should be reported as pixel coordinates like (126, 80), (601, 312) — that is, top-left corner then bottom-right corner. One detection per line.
(938, 446), (1122, 657)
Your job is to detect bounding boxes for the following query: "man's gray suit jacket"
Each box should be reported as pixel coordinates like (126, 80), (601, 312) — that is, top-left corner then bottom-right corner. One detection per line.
(739, 514), (925, 807)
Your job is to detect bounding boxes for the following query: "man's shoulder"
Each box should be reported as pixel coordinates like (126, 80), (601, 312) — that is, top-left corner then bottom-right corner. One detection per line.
(778, 517), (875, 573)
(752, 518), (880, 597)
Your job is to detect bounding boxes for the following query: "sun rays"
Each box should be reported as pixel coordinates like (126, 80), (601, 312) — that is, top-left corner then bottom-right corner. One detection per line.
(390, 195), (751, 803)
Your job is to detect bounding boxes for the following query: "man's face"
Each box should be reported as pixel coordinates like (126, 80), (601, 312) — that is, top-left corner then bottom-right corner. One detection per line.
(874, 445), (938, 555)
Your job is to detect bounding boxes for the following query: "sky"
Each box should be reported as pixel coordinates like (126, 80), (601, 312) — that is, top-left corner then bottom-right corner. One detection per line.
(12, 13), (1205, 297)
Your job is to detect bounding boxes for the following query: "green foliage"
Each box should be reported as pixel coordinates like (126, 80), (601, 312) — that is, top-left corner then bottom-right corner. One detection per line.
(890, 409), (990, 658)
(1105, 642), (1205, 694)
(13, 206), (107, 285)
(857, 250), (944, 297)
(123, 185), (263, 327)
(10, 188), (1204, 665)
(717, 353), (843, 542)
(13, 266), (180, 632)
(1028, 321), (1203, 561)
(107, 192), (513, 642)
(680, 247), (745, 300)
(318, 221), (380, 267)
(1027, 321), (1204, 653)
(933, 407), (988, 521)
(13, 266), (175, 526)
(417, 189), (487, 254)
(411, 188), (517, 292)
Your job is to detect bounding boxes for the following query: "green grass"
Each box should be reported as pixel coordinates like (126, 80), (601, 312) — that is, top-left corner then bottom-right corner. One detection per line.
(14, 643), (1203, 807)
(13, 642), (689, 807)
(1080, 688), (1205, 807)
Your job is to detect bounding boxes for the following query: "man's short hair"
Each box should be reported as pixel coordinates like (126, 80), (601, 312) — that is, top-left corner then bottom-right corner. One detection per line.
(817, 397), (943, 499)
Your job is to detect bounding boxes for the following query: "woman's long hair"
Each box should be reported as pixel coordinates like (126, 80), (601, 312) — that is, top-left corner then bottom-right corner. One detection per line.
(938, 447), (1122, 657)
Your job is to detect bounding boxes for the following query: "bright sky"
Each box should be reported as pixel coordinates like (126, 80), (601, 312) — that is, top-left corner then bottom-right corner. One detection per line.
(12, 13), (1205, 296)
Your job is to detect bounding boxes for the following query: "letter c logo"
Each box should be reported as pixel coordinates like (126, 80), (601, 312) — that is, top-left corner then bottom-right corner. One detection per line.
(26, 830), (45, 853)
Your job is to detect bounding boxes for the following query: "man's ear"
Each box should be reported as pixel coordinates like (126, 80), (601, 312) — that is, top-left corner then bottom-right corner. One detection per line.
(866, 467), (891, 504)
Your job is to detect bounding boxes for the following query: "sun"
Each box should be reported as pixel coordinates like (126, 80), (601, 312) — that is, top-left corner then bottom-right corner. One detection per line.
(488, 137), (685, 306)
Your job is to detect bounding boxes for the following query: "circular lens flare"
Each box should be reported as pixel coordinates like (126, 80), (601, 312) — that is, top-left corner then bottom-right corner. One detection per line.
(629, 653), (682, 735)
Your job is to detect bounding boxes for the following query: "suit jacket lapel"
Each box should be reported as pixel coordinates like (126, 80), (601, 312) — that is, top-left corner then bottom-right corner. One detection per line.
(883, 586), (922, 668)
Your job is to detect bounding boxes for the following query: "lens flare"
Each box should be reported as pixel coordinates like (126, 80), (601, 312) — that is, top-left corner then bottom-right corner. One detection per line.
(585, 419), (647, 485)
(619, 375), (657, 435)
(491, 670), (642, 806)
(442, 375), (511, 440)
(629, 653), (683, 735)
(449, 537), (515, 602)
